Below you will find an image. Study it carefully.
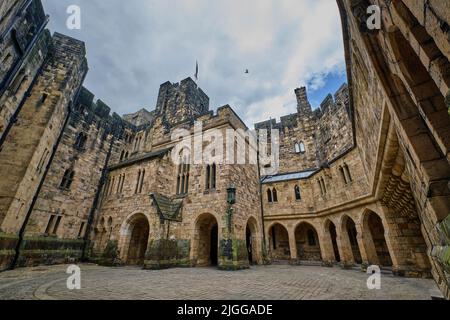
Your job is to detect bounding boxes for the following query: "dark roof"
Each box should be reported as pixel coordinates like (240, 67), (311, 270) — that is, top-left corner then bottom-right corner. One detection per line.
(261, 170), (317, 184)
(150, 193), (183, 222)
(108, 147), (172, 170)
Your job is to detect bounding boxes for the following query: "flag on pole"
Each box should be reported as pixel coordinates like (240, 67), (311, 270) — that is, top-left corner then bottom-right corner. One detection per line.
(195, 61), (199, 81)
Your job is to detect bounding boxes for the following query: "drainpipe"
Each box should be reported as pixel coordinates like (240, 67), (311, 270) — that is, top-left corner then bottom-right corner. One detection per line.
(256, 130), (267, 260)
(81, 127), (118, 261)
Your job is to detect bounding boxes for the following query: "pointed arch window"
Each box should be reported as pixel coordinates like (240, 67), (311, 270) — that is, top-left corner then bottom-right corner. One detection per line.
(267, 189), (273, 203)
(205, 163), (217, 191)
(294, 185), (301, 200)
(135, 170), (141, 194)
(267, 188), (278, 203)
(44, 210), (64, 236)
(177, 152), (190, 195)
(339, 164), (352, 185)
(135, 169), (145, 194)
(294, 142), (306, 154)
(318, 177), (327, 195)
(74, 132), (87, 150)
(272, 188), (278, 203)
(60, 169), (75, 190)
(344, 164), (352, 183)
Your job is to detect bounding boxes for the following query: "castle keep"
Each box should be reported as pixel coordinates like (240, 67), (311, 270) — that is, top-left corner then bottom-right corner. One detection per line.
(0, 0), (449, 299)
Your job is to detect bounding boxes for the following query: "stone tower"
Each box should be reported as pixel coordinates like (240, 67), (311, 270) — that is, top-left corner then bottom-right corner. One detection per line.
(155, 77), (209, 127)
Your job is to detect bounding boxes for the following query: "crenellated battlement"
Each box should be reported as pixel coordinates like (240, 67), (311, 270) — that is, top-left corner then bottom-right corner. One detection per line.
(155, 77), (210, 126)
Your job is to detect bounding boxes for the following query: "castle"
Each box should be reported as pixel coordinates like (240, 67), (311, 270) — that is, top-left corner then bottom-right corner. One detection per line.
(0, 0), (449, 299)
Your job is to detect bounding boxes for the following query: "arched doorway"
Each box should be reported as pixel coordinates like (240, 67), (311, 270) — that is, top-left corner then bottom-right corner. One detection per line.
(245, 217), (260, 265)
(268, 223), (290, 261)
(246, 225), (253, 264)
(327, 221), (340, 262)
(122, 213), (150, 265)
(365, 211), (393, 267)
(343, 215), (362, 264)
(194, 213), (219, 267)
(295, 222), (322, 261)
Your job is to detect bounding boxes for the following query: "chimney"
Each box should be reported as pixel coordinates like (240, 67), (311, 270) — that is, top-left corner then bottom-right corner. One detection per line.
(295, 87), (312, 115)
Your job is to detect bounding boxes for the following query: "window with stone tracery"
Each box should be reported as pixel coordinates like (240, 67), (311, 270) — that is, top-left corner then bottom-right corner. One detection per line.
(177, 152), (190, 195)
(205, 163), (216, 191)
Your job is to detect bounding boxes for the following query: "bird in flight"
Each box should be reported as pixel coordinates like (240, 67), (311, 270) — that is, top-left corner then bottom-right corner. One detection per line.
(245, 69), (249, 74)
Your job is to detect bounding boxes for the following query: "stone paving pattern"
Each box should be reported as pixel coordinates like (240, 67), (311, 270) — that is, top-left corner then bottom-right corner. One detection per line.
(0, 264), (438, 300)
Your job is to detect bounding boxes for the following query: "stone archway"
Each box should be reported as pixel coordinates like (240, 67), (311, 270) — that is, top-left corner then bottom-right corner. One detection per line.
(326, 220), (340, 263)
(193, 213), (219, 267)
(341, 215), (362, 265)
(268, 223), (290, 261)
(294, 222), (322, 262)
(119, 213), (150, 266)
(363, 211), (393, 267)
(245, 217), (260, 265)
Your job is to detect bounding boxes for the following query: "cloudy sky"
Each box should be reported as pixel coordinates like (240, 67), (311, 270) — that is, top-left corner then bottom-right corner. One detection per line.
(42, 0), (347, 127)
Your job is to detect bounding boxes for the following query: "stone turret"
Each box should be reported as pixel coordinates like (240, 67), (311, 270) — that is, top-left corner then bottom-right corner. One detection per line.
(155, 77), (209, 126)
(295, 87), (312, 116)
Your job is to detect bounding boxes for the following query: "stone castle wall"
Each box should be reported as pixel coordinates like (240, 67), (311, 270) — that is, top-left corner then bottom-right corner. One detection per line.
(0, 27), (89, 269)
(0, 0), (448, 299)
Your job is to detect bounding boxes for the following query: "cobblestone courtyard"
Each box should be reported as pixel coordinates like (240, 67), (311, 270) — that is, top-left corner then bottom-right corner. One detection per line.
(0, 264), (440, 300)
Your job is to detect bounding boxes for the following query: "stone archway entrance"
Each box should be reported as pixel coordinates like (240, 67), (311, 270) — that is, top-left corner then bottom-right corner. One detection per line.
(342, 216), (362, 264)
(365, 211), (393, 267)
(121, 213), (150, 266)
(295, 222), (322, 262)
(194, 213), (219, 267)
(328, 221), (340, 263)
(245, 217), (260, 265)
(246, 225), (253, 264)
(268, 223), (290, 261)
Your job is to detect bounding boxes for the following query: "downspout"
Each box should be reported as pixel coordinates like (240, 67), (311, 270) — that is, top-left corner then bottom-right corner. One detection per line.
(256, 131), (267, 261)
(81, 127), (117, 261)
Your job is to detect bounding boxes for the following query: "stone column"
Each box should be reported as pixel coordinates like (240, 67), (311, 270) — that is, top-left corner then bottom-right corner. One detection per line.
(318, 229), (335, 267)
(337, 229), (354, 268)
(356, 222), (379, 269)
(378, 206), (401, 270)
(288, 227), (297, 263)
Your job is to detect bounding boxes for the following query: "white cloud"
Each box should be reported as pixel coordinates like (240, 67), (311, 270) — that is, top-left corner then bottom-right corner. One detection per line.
(43, 0), (346, 127)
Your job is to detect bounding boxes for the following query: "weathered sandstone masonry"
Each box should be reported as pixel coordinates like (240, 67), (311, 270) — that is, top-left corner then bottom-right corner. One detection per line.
(0, 0), (449, 299)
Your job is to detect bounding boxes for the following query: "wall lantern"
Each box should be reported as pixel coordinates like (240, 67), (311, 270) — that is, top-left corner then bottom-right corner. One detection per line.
(227, 184), (236, 205)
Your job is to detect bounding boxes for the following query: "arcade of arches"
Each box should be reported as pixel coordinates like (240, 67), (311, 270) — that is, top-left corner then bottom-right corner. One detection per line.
(266, 208), (429, 276)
